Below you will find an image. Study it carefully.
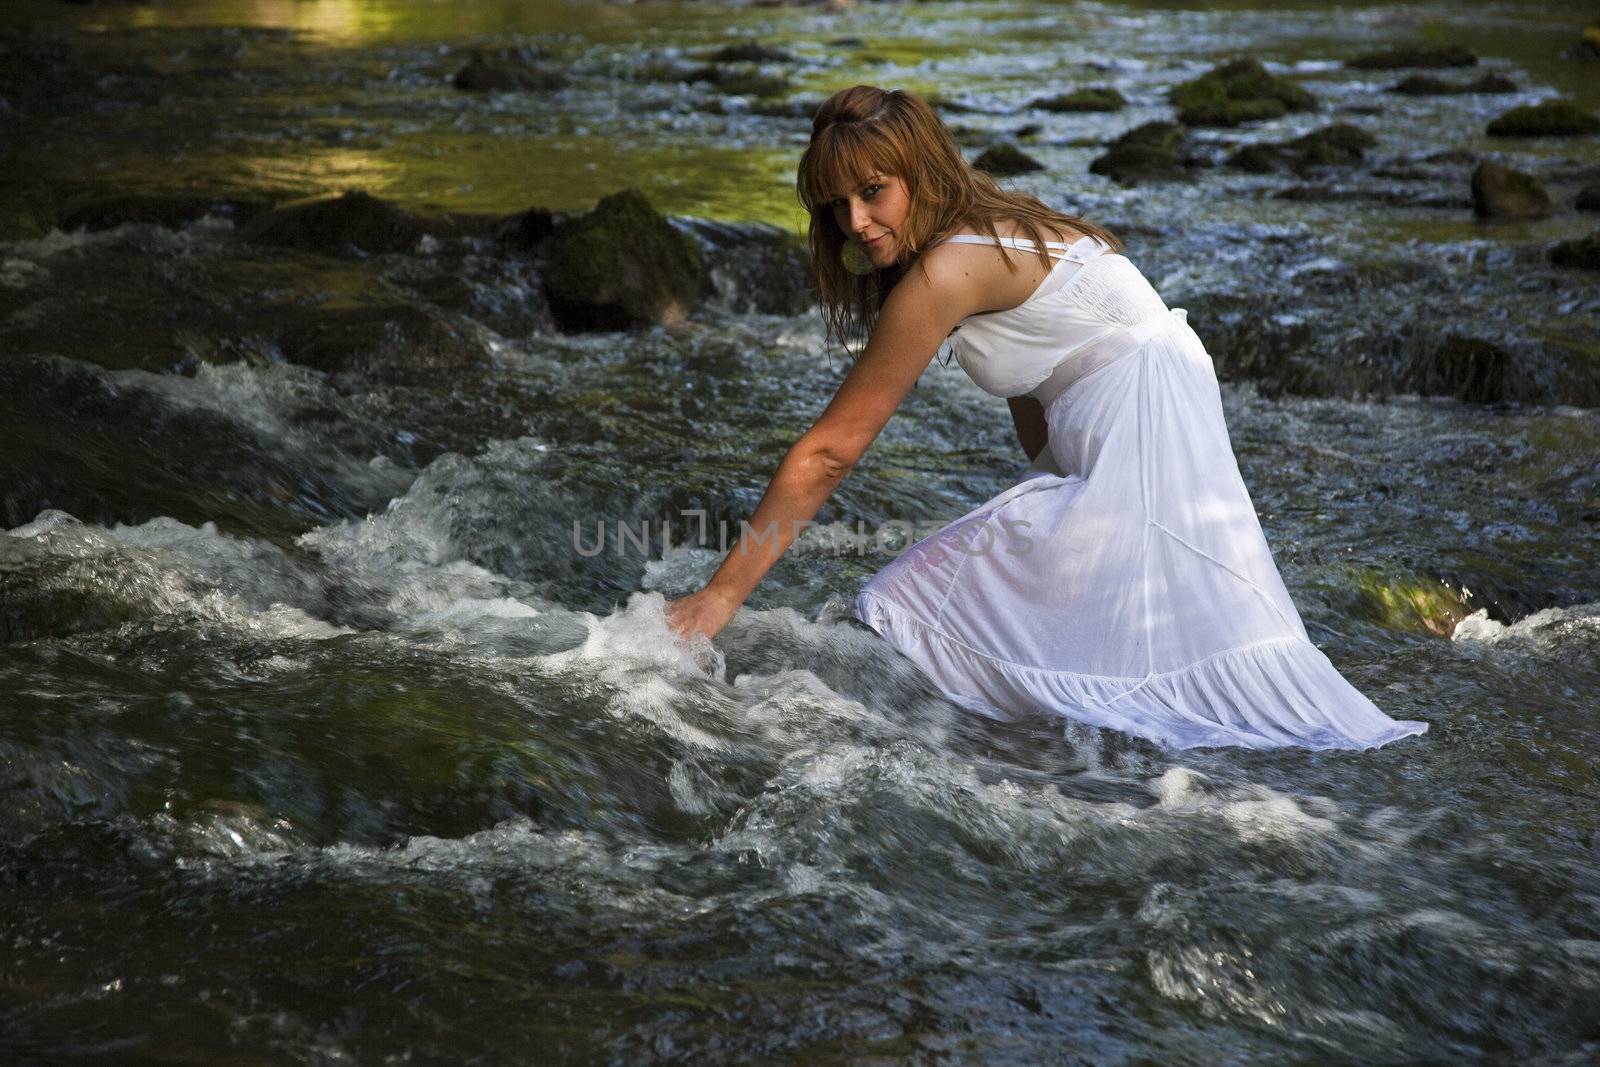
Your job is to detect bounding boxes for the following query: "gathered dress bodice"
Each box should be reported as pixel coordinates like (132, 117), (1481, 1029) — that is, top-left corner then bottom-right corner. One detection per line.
(943, 234), (1175, 406)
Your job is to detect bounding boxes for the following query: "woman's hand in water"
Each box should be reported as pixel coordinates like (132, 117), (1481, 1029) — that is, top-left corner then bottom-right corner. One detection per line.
(666, 585), (740, 641)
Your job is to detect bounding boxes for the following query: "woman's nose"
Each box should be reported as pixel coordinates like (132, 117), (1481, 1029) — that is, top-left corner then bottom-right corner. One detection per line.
(848, 200), (871, 233)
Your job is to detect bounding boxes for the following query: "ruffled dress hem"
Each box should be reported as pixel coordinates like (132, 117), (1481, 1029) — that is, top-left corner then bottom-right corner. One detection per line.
(856, 589), (1428, 752)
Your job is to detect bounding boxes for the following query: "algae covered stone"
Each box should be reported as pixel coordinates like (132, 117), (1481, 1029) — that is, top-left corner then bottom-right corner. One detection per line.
(452, 52), (568, 93)
(1407, 334), (1510, 403)
(1577, 184), (1600, 213)
(240, 190), (456, 256)
(1347, 46), (1477, 70)
(1549, 231), (1600, 271)
(1032, 88), (1126, 113)
(1169, 58), (1314, 127)
(543, 188), (705, 331)
(1470, 162), (1550, 219)
(1486, 100), (1600, 137)
(1089, 121), (1190, 184)
(973, 142), (1046, 177)
(1225, 123), (1375, 175)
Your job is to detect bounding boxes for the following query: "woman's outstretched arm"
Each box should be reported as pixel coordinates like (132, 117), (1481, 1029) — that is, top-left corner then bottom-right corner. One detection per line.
(666, 253), (981, 641)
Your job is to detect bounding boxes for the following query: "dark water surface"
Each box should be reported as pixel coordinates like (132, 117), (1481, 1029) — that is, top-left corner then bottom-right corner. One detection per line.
(2, 0), (1599, 1062)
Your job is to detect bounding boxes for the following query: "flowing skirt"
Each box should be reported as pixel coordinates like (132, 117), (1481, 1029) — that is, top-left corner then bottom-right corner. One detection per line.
(855, 312), (1427, 751)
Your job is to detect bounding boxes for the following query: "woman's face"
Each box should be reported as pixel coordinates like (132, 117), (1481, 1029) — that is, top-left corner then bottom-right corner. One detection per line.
(828, 172), (911, 268)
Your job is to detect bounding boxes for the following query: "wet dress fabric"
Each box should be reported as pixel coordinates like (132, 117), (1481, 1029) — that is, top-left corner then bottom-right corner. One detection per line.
(854, 234), (1427, 750)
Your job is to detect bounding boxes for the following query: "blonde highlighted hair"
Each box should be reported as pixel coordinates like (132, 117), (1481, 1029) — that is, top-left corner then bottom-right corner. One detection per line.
(796, 85), (1120, 356)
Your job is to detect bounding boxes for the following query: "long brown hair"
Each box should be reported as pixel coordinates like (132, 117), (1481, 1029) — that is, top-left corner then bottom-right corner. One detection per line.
(796, 85), (1120, 356)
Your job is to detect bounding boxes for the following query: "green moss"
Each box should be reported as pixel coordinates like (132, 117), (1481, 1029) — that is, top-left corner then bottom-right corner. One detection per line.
(544, 188), (704, 331)
(1486, 100), (1600, 137)
(972, 142), (1045, 177)
(1089, 122), (1188, 185)
(1349, 569), (1473, 637)
(1032, 87), (1126, 113)
(1169, 58), (1315, 127)
(1390, 72), (1515, 95)
(1346, 45), (1477, 70)
(1226, 123), (1374, 174)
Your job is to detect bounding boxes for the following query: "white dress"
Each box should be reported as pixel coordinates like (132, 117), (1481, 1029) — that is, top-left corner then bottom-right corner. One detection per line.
(854, 233), (1427, 750)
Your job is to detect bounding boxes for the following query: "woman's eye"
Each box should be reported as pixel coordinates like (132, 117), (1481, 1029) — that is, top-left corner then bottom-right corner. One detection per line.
(864, 185), (881, 197)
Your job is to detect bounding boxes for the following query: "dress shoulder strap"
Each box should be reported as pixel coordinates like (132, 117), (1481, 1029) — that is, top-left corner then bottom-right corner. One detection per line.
(939, 232), (1106, 263)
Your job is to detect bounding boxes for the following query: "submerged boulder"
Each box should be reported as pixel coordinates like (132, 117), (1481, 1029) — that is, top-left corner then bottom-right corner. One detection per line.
(681, 64), (790, 98)
(1486, 100), (1600, 137)
(542, 188), (704, 331)
(1549, 231), (1600, 271)
(1227, 123), (1376, 175)
(973, 142), (1045, 176)
(1347, 46), (1477, 70)
(1089, 121), (1191, 184)
(452, 52), (569, 93)
(673, 217), (812, 315)
(1390, 72), (1516, 95)
(1470, 162), (1550, 219)
(1407, 334), (1509, 403)
(240, 191), (456, 256)
(58, 193), (271, 232)
(1169, 58), (1315, 127)
(708, 42), (795, 63)
(1032, 87), (1126, 113)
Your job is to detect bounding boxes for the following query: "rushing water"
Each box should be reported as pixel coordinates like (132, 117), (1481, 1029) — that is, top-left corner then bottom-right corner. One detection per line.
(3, 0), (1599, 1062)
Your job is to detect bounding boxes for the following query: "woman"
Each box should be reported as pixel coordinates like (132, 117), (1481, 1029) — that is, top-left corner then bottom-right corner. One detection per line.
(666, 85), (1425, 750)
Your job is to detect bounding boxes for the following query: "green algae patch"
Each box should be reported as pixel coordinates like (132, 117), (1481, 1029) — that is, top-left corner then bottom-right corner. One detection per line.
(1090, 121), (1190, 185)
(543, 188), (705, 331)
(1349, 569), (1473, 637)
(973, 142), (1045, 177)
(1169, 58), (1315, 127)
(1486, 100), (1600, 137)
(1033, 87), (1126, 113)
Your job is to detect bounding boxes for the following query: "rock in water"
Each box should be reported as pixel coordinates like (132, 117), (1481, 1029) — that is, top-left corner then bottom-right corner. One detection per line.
(1346, 45), (1478, 69)
(1470, 162), (1550, 219)
(1550, 231), (1600, 271)
(1408, 334), (1509, 403)
(973, 143), (1046, 176)
(240, 190), (455, 256)
(1486, 101), (1600, 137)
(543, 189), (705, 331)
(1031, 87), (1126, 113)
(1576, 185), (1600, 213)
(452, 52), (568, 93)
(673, 218), (813, 316)
(59, 194), (271, 232)
(1089, 122), (1190, 185)
(1390, 72), (1516, 95)
(1227, 123), (1376, 175)
(1169, 58), (1315, 127)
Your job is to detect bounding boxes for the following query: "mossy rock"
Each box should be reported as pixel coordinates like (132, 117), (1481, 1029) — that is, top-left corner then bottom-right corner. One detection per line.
(279, 303), (483, 376)
(1549, 231), (1600, 271)
(708, 42), (794, 63)
(1032, 87), (1126, 113)
(1486, 100), (1600, 137)
(1576, 184), (1600, 213)
(239, 190), (456, 256)
(1089, 121), (1189, 184)
(1390, 72), (1516, 95)
(452, 53), (568, 93)
(543, 188), (704, 331)
(58, 193), (271, 233)
(1169, 58), (1315, 127)
(1349, 569), (1473, 637)
(1347, 46), (1477, 70)
(973, 142), (1045, 177)
(1407, 334), (1510, 403)
(1470, 162), (1550, 219)
(682, 64), (790, 97)
(1225, 123), (1374, 175)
